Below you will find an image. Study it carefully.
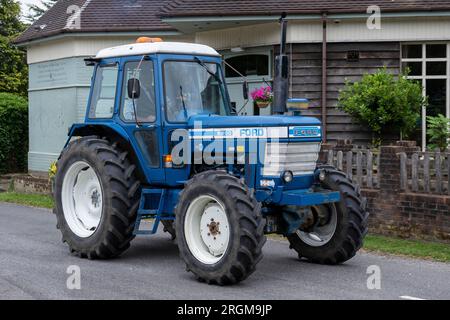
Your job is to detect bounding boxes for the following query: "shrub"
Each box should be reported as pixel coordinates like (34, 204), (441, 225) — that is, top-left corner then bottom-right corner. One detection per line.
(338, 68), (425, 146)
(427, 115), (450, 152)
(0, 92), (28, 174)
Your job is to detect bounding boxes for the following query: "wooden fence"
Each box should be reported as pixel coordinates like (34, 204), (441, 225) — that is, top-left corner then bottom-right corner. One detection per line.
(325, 149), (380, 189)
(400, 151), (450, 195)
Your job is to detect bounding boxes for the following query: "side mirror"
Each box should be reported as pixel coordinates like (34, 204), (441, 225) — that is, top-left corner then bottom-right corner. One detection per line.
(243, 81), (249, 100)
(127, 78), (141, 99)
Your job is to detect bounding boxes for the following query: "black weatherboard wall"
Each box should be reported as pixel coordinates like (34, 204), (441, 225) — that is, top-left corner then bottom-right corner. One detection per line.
(288, 42), (401, 145)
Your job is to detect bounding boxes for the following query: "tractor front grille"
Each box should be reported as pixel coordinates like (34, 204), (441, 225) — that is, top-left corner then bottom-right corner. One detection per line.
(262, 142), (321, 177)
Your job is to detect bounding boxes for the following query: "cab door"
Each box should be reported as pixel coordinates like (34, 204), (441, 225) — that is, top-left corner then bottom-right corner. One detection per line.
(117, 56), (165, 184)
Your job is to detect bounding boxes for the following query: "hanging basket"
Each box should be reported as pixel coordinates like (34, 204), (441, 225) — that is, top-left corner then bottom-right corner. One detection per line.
(255, 101), (271, 108)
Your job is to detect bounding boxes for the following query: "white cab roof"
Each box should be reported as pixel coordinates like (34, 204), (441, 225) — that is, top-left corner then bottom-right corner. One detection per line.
(95, 42), (220, 59)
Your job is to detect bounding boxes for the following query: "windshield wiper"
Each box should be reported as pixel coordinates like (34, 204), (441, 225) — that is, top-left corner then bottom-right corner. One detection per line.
(194, 57), (222, 84)
(179, 85), (189, 120)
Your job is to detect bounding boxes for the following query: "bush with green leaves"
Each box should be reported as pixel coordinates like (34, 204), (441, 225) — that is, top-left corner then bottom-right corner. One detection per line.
(0, 92), (28, 174)
(427, 115), (450, 152)
(338, 68), (425, 145)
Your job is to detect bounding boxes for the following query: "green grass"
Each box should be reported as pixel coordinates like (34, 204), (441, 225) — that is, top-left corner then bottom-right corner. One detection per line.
(363, 235), (450, 263)
(0, 192), (54, 209)
(269, 233), (450, 263)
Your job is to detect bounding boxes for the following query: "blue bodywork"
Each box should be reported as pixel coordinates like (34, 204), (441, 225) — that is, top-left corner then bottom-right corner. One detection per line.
(66, 52), (340, 235)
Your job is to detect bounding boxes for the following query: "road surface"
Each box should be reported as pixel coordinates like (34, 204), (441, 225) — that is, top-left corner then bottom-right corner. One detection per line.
(0, 203), (449, 300)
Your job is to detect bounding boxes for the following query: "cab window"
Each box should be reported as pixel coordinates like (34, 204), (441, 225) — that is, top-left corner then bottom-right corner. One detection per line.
(89, 64), (118, 119)
(164, 60), (229, 123)
(121, 60), (156, 123)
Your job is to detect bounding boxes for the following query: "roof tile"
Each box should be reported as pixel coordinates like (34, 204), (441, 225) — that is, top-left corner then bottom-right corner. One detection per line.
(15, 0), (176, 44)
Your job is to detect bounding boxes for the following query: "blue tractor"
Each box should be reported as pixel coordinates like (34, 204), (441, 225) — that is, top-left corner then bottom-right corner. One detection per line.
(54, 21), (368, 285)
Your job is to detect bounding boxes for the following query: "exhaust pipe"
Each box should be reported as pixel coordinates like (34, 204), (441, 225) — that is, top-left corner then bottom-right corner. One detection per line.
(272, 13), (289, 115)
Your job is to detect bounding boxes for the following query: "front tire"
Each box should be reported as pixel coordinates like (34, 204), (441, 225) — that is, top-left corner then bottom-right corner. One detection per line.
(287, 166), (369, 264)
(175, 171), (266, 285)
(54, 136), (140, 259)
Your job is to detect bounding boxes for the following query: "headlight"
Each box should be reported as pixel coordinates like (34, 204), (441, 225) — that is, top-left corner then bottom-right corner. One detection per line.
(282, 170), (294, 183)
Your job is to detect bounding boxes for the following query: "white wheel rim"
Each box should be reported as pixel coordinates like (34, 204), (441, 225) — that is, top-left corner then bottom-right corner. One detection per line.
(184, 195), (230, 265)
(62, 161), (103, 238)
(296, 204), (338, 247)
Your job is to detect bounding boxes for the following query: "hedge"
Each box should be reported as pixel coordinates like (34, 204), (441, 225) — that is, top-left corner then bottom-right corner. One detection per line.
(0, 92), (28, 174)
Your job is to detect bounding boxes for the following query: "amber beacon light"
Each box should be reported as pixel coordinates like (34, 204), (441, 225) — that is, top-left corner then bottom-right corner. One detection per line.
(136, 37), (163, 43)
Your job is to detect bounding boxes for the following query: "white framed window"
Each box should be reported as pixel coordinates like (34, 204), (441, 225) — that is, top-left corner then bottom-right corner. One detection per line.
(401, 43), (450, 151)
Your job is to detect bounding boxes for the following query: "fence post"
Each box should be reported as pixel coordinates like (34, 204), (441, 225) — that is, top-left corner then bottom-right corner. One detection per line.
(435, 151), (442, 194)
(346, 151), (353, 180)
(411, 153), (419, 192)
(424, 153), (430, 193)
(448, 154), (450, 196)
(400, 153), (407, 191)
(327, 150), (334, 165)
(337, 151), (343, 171)
(356, 151), (363, 187)
(367, 151), (373, 188)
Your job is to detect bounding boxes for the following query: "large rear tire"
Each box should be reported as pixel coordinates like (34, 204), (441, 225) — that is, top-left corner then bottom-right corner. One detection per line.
(287, 166), (369, 264)
(175, 171), (266, 285)
(54, 136), (140, 259)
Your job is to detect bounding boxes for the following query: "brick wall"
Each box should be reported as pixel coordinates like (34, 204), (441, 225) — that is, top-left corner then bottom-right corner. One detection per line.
(321, 141), (450, 243)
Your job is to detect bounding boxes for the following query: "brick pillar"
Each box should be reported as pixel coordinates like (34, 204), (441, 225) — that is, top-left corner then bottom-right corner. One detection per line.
(379, 141), (420, 192)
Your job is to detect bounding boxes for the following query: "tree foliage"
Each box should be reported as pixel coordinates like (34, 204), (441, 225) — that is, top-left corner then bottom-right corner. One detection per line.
(338, 68), (425, 145)
(427, 115), (450, 152)
(0, 92), (28, 174)
(0, 0), (28, 97)
(25, 0), (57, 23)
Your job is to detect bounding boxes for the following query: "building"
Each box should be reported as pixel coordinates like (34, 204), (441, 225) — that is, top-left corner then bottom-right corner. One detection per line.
(14, 0), (450, 173)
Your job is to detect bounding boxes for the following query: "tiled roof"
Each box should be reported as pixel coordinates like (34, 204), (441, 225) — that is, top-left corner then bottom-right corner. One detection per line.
(15, 0), (450, 44)
(15, 0), (176, 44)
(161, 0), (450, 16)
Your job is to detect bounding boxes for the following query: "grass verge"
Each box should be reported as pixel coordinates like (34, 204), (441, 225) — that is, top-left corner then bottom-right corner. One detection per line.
(0, 192), (54, 209)
(269, 234), (450, 262)
(363, 235), (450, 263)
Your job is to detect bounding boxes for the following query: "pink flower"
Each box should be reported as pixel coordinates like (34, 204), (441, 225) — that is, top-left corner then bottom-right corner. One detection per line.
(251, 86), (272, 102)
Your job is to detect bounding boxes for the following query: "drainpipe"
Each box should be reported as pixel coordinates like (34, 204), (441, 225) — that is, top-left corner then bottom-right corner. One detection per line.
(321, 13), (328, 142)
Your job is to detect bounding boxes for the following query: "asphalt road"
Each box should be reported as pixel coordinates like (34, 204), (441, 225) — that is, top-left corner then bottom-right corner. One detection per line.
(0, 203), (449, 300)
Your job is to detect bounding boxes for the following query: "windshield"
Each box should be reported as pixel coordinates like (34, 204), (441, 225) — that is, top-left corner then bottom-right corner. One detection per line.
(164, 60), (230, 122)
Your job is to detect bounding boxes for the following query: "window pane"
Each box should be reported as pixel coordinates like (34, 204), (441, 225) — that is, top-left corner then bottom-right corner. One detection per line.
(164, 61), (228, 123)
(121, 61), (156, 123)
(134, 130), (160, 167)
(402, 62), (422, 76)
(402, 45), (422, 59)
(426, 44), (447, 58)
(426, 79), (447, 117)
(89, 65), (118, 118)
(225, 54), (269, 77)
(426, 61), (447, 76)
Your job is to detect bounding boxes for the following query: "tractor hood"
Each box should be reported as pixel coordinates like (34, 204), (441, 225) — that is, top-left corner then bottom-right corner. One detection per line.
(187, 115), (322, 140)
(188, 114), (321, 128)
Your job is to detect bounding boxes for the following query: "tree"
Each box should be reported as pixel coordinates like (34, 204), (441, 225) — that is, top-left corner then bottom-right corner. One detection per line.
(25, 0), (57, 23)
(427, 115), (450, 152)
(0, 0), (28, 97)
(338, 68), (425, 146)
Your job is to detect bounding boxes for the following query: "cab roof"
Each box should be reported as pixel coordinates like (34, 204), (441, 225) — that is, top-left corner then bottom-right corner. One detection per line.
(95, 42), (220, 59)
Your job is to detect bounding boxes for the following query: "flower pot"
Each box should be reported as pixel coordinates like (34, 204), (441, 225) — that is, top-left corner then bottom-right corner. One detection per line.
(255, 101), (270, 108)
